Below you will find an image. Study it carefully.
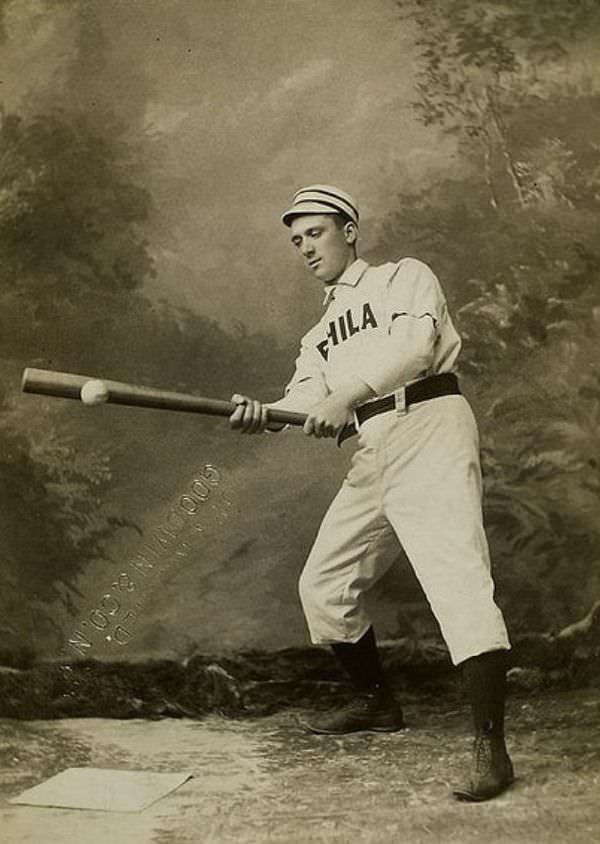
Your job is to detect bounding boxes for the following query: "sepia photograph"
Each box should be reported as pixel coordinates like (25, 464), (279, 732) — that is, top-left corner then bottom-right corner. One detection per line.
(1, 0), (599, 841)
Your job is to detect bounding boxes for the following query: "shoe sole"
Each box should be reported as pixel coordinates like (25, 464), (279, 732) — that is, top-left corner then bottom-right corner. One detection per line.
(452, 776), (515, 803)
(302, 722), (406, 736)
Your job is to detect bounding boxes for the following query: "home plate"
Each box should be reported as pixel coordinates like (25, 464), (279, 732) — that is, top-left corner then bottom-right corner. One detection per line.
(9, 767), (194, 813)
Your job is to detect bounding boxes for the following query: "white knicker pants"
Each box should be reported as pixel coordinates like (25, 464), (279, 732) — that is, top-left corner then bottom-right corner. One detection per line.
(298, 395), (510, 666)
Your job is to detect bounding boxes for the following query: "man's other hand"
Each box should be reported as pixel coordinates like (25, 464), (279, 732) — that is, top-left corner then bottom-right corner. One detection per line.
(304, 378), (375, 438)
(304, 393), (353, 438)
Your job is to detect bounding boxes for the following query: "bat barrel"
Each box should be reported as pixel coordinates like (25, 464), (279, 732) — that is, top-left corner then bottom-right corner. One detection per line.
(22, 368), (88, 400)
(20, 367), (308, 427)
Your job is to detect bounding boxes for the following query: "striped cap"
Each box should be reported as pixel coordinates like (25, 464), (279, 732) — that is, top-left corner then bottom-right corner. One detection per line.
(281, 184), (359, 227)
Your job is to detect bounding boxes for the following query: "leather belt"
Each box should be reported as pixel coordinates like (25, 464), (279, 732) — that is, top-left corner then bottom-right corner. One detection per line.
(338, 372), (461, 445)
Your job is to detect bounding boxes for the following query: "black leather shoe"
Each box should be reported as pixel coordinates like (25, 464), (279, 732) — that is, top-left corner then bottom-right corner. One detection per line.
(302, 686), (405, 735)
(453, 731), (515, 802)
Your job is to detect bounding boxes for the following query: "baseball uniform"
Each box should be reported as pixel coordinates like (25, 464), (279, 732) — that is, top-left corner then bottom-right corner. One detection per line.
(270, 256), (510, 665)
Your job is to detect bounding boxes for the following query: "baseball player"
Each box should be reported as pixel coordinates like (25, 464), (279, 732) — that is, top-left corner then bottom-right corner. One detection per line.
(230, 185), (514, 802)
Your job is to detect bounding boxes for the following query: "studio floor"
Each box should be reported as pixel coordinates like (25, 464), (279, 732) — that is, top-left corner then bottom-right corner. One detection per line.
(1, 689), (599, 844)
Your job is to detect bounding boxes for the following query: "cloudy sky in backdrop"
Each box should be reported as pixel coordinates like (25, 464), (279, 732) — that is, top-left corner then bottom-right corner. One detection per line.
(4, 1), (600, 655)
(2, 0), (452, 342)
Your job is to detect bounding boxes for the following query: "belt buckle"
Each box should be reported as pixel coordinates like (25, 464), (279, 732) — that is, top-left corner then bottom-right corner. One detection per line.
(394, 386), (407, 415)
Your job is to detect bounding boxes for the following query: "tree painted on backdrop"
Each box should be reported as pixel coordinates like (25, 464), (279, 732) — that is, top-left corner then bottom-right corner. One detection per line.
(386, 0), (600, 633)
(0, 108), (155, 659)
(398, 0), (600, 208)
(0, 107), (290, 661)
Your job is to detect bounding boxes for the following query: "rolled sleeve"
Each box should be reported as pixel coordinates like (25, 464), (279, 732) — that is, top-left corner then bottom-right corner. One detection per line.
(387, 258), (445, 327)
(353, 259), (445, 395)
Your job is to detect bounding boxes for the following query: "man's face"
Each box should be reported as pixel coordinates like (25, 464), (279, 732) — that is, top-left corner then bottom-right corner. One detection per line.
(289, 214), (357, 284)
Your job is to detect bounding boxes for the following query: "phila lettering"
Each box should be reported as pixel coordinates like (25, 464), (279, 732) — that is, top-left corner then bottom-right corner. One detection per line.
(316, 302), (378, 361)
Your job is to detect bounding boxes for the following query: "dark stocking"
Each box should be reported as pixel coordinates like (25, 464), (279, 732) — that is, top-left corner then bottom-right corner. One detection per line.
(462, 649), (508, 737)
(331, 626), (386, 691)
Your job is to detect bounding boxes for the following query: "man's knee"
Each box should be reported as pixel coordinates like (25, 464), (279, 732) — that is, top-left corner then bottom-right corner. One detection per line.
(298, 565), (318, 611)
(298, 564), (335, 617)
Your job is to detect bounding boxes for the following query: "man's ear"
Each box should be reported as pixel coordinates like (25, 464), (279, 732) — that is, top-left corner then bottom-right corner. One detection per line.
(344, 222), (358, 245)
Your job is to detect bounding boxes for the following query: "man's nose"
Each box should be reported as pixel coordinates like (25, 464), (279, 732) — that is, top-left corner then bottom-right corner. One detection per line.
(301, 239), (314, 257)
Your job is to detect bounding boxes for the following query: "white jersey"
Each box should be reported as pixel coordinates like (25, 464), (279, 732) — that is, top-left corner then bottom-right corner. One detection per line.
(270, 254), (509, 664)
(272, 257), (462, 413)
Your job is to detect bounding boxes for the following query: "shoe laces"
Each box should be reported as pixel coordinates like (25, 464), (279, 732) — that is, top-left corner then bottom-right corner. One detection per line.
(340, 690), (381, 715)
(473, 734), (494, 776)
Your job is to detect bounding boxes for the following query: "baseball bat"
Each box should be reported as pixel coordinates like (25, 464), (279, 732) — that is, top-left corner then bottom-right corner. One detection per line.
(21, 368), (357, 442)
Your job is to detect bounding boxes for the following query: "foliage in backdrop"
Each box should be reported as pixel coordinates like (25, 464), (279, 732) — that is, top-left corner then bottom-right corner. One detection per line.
(0, 106), (290, 658)
(383, 0), (600, 631)
(0, 0), (599, 659)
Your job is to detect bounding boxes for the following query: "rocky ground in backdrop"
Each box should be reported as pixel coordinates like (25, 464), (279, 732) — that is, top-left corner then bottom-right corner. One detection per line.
(1, 621), (599, 720)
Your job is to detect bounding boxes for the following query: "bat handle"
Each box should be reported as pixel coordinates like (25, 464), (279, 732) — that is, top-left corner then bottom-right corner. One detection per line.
(265, 408), (306, 427)
(265, 407), (356, 445)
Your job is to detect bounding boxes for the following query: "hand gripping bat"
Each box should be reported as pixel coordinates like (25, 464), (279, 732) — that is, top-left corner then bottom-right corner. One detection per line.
(21, 368), (357, 444)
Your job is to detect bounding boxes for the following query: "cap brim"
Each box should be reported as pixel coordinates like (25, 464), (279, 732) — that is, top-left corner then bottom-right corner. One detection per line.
(281, 202), (344, 227)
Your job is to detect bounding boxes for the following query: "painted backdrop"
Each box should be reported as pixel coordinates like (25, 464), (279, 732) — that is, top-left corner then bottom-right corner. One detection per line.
(1, 0), (599, 662)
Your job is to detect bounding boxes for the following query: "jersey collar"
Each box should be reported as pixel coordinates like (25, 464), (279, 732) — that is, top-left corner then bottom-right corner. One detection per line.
(322, 258), (369, 307)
